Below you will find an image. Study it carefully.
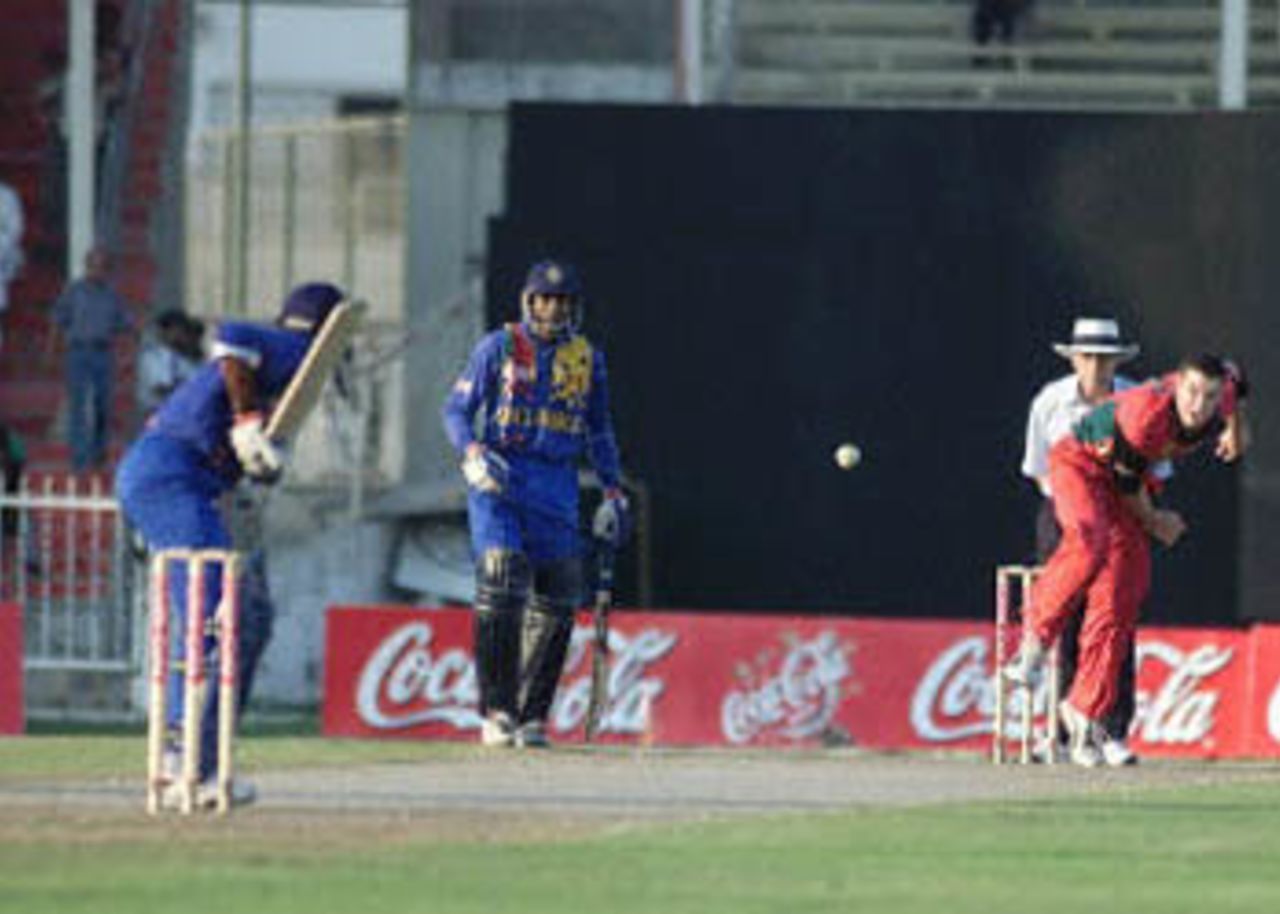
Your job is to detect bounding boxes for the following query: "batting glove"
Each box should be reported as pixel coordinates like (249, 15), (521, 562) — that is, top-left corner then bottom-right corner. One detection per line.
(230, 412), (284, 483)
(461, 445), (509, 494)
(592, 488), (631, 547)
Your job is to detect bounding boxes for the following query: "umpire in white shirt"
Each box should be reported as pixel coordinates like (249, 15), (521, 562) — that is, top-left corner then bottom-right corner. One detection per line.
(1022, 317), (1159, 766)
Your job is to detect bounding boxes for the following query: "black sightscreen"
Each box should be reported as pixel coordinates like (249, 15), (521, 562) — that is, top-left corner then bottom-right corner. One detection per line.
(488, 103), (1280, 624)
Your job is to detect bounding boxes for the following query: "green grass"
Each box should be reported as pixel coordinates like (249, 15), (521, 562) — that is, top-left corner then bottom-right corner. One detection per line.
(1, 736), (1279, 914)
(0, 732), (467, 781)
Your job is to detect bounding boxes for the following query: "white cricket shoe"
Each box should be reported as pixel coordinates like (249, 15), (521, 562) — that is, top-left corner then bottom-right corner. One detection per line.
(1100, 737), (1138, 768)
(1058, 700), (1103, 768)
(160, 777), (257, 812)
(1030, 735), (1066, 765)
(199, 778), (257, 810)
(480, 711), (516, 748)
(515, 721), (551, 749)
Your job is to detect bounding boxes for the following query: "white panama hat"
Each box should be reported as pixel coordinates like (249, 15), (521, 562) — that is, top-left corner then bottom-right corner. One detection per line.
(1052, 317), (1139, 362)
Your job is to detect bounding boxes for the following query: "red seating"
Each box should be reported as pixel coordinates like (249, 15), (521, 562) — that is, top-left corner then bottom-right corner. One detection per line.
(1, 0), (185, 480)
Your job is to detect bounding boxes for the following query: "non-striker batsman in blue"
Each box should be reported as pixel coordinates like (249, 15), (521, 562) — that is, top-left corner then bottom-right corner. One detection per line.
(116, 281), (347, 808)
(443, 259), (630, 749)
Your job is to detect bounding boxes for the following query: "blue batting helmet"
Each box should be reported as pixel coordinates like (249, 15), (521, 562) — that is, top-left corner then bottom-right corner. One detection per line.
(278, 281), (345, 333)
(521, 260), (583, 334)
(523, 260), (582, 298)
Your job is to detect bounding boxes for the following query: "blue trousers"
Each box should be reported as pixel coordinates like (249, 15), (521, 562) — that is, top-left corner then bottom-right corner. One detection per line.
(116, 434), (272, 780)
(66, 343), (112, 471)
(466, 456), (580, 562)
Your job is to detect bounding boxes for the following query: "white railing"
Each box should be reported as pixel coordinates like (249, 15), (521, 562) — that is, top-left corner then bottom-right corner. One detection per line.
(0, 475), (140, 684)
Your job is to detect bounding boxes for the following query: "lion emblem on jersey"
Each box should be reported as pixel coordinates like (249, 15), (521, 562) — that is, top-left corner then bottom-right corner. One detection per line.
(551, 336), (592, 408)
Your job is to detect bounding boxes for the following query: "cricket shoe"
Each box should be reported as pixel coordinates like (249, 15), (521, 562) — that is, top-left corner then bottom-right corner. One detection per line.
(480, 711), (516, 748)
(1100, 737), (1138, 768)
(1030, 735), (1067, 765)
(198, 778), (258, 810)
(160, 777), (257, 812)
(515, 721), (551, 749)
(1058, 700), (1103, 768)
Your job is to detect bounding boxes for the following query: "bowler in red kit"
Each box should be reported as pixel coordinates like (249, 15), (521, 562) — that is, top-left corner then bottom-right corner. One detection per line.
(1004, 353), (1250, 766)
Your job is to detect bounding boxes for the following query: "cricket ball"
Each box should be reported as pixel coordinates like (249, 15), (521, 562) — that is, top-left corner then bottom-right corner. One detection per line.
(834, 443), (862, 470)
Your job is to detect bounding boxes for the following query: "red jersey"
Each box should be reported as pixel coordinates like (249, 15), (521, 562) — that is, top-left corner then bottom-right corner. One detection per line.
(1056, 372), (1240, 485)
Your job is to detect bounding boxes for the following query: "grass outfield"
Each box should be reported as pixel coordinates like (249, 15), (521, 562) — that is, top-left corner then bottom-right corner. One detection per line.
(0, 730), (470, 780)
(1, 736), (1278, 913)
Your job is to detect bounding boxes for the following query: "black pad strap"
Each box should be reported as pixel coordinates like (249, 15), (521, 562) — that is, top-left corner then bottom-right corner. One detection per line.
(1111, 429), (1149, 478)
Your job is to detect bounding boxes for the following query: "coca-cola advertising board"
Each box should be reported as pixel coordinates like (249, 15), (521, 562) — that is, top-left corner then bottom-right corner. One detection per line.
(323, 606), (1280, 758)
(1129, 627), (1248, 757)
(0, 602), (23, 735)
(324, 608), (480, 739)
(1245, 625), (1280, 757)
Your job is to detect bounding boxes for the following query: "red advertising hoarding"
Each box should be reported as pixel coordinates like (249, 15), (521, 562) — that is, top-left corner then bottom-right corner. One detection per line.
(0, 602), (23, 735)
(1245, 624), (1280, 757)
(1130, 627), (1248, 757)
(323, 605), (1280, 759)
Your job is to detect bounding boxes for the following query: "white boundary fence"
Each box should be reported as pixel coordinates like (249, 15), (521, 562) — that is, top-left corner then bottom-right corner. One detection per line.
(0, 475), (142, 720)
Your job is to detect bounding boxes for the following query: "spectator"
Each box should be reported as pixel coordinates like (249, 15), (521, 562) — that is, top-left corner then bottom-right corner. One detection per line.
(33, 24), (129, 265)
(136, 310), (204, 419)
(34, 47), (67, 261)
(972, 0), (1032, 64)
(96, 1), (123, 55)
(177, 314), (206, 362)
(47, 246), (132, 471)
(0, 179), (22, 347)
(94, 44), (128, 172)
(0, 422), (25, 542)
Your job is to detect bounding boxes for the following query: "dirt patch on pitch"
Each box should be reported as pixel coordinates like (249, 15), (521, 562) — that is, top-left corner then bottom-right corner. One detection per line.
(3, 748), (1278, 843)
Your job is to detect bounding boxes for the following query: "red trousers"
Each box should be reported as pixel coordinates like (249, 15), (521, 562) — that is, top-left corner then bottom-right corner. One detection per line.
(1027, 448), (1151, 721)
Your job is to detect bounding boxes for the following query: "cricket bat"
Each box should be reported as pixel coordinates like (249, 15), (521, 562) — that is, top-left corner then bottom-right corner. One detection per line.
(265, 300), (365, 442)
(584, 544), (615, 742)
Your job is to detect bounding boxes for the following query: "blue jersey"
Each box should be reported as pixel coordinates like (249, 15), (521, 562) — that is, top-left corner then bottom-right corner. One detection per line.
(442, 323), (622, 489)
(147, 320), (311, 485)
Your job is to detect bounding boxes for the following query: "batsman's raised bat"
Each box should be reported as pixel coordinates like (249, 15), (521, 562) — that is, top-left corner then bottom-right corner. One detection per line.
(266, 300), (366, 442)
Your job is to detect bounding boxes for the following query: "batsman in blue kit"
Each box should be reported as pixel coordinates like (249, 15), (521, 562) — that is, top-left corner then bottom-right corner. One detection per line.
(116, 281), (347, 807)
(443, 260), (630, 748)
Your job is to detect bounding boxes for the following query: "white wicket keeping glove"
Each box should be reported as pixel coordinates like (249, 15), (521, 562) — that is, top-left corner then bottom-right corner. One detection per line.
(461, 445), (508, 494)
(230, 412), (284, 482)
(592, 488), (631, 546)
